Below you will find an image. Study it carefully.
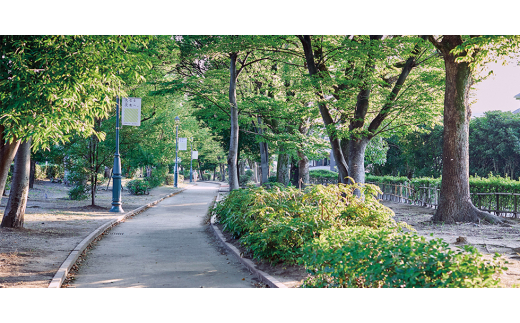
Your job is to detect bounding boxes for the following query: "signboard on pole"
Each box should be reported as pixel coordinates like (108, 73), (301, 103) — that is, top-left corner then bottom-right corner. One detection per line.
(122, 97), (142, 126)
(192, 151), (198, 159)
(179, 138), (187, 150)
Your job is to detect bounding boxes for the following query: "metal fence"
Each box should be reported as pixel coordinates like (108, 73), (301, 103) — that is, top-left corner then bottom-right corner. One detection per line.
(310, 178), (519, 218)
(368, 181), (519, 218)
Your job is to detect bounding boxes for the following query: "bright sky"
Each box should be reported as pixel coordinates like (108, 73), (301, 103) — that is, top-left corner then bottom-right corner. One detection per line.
(471, 60), (520, 117)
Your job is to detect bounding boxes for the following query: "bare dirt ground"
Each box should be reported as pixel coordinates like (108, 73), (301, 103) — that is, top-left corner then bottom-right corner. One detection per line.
(0, 179), (184, 288)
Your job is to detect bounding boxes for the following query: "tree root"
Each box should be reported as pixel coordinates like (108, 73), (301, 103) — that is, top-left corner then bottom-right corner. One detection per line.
(475, 208), (504, 225)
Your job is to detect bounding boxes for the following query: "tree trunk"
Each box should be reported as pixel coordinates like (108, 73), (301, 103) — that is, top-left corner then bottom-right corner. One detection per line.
(239, 160), (246, 176)
(228, 53), (240, 190)
(290, 158), (299, 187)
(347, 138), (369, 184)
(298, 35), (350, 184)
(297, 151), (309, 189)
(1, 139), (31, 228)
(276, 152), (291, 186)
(430, 36), (502, 224)
(256, 117), (270, 184)
(29, 159), (36, 189)
(219, 163), (226, 182)
(0, 125), (21, 197)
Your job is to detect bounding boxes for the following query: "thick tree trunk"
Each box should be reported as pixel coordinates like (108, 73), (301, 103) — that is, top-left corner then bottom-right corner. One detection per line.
(297, 151), (309, 188)
(0, 126), (21, 197)
(347, 138), (369, 184)
(276, 152), (291, 186)
(431, 36), (502, 224)
(228, 53), (240, 190)
(1, 139), (31, 228)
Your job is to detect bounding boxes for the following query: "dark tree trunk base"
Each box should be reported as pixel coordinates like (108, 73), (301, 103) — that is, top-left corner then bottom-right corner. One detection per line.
(433, 201), (504, 224)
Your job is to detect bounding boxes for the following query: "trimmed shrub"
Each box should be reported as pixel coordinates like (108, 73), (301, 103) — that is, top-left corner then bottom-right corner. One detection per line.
(127, 179), (149, 195)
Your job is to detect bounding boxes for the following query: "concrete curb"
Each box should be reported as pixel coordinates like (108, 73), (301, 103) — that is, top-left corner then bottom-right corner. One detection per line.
(48, 187), (188, 288)
(209, 185), (288, 288)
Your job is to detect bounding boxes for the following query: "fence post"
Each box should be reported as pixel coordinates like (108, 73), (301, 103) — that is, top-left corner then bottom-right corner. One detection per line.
(515, 193), (518, 218)
(496, 193), (500, 216)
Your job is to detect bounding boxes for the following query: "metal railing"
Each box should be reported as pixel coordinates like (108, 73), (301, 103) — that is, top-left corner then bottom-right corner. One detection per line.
(310, 177), (519, 218)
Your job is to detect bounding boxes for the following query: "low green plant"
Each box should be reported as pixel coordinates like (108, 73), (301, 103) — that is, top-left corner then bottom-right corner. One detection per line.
(127, 179), (149, 195)
(212, 182), (406, 264)
(68, 184), (88, 200)
(300, 227), (506, 288)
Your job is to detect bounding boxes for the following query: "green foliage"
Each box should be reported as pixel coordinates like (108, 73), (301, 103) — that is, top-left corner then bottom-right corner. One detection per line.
(145, 166), (168, 188)
(309, 169), (338, 180)
(126, 179), (150, 195)
(47, 164), (64, 179)
(212, 183), (404, 264)
(300, 227), (505, 288)
(34, 164), (46, 180)
(0, 35), (152, 149)
(469, 111), (520, 180)
(68, 184), (88, 200)
(239, 169), (254, 186)
(267, 175), (277, 183)
(66, 164), (90, 200)
(165, 174), (174, 185)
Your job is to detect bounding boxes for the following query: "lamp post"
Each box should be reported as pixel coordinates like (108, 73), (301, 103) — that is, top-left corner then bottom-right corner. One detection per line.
(110, 95), (124, 213)
(190, 137), (193, 182)
(174, 116), (180, 188)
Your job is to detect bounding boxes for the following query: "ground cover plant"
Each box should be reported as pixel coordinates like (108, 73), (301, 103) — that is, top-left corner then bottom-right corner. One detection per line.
(300, 227), (506, 288)
(212, 182), (507, 287)
(212, 182), (408, 264)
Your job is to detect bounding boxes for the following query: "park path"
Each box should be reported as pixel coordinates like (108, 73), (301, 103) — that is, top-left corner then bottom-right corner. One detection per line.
(69, 182), (255, 288)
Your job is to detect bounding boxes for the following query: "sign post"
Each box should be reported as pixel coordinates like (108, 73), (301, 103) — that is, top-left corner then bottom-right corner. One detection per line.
(174, 116), (180, 188)
(110, 97), (141, 213)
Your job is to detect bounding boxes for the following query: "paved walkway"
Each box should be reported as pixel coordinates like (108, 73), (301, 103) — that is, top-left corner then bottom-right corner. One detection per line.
(69, 182), (255, 288)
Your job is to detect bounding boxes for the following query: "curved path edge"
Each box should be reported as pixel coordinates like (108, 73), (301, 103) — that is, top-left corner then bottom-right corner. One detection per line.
(208, 184), (288, 288)
(48, 188), (187, 288)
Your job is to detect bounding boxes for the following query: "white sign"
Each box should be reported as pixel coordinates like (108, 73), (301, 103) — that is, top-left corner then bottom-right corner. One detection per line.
(121, 97), (142, 126)
(178, 138), (187, 150)
(192, 151), (198, 160)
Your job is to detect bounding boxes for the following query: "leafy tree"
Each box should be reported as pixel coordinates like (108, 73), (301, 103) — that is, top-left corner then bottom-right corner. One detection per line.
(428, 35), (520, 224)
(469, 111), (520, 179)
(0, 35), (151, 228)
(297, 35), (444, 185)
